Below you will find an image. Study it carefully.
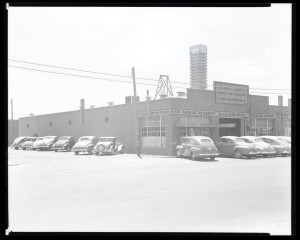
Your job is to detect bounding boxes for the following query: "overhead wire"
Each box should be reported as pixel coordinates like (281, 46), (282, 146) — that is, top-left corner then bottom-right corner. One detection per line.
(8, 59), (291, 92)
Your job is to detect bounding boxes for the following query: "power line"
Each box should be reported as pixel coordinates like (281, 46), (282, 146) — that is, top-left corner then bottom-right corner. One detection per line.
(8, 65), (187, 90)
(8, 59), (291, 92)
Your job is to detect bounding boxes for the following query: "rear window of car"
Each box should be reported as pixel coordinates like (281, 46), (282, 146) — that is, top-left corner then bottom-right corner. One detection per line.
(201, 139), (212, 143)
(80, 137), (91, 141)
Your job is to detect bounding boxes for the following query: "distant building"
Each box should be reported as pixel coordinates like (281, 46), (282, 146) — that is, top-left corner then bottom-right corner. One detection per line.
(190, 44), (207, 90)
(8, 119), (19, 145)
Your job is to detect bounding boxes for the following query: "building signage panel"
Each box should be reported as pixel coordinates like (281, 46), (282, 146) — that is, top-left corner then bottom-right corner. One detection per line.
(215, 112), (249, 117)
(172, 109), (215, 116)
(213, 81), (249, 105)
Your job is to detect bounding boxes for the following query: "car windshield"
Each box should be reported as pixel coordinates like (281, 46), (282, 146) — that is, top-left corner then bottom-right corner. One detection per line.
(44, 136), (55, 140)
(80, 137), (92, 141)
(201, 139), (212, 143)
(254, 138), (263, 142)
(244, 138), (254, 143)
(235, 138), (245, 142)
(59, 136), (70, 140)
(99, 138), (114, 142)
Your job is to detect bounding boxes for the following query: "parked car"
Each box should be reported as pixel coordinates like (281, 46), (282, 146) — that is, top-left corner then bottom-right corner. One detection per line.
(215, 136), (261, 159)
(176, 136), (219, 160)
(52, 136), (76, 152)
(11, 136), (29, 150)
(19, 137), (37, 150)
(72, 136), (98, 155)
(37, 136), (59, 151)
(31, 137), (44, 151)
(277, 136), (291, 145)
(240, 136), (276, 157)
(94, 137), (125, 155)
(259, 136), (291, 156)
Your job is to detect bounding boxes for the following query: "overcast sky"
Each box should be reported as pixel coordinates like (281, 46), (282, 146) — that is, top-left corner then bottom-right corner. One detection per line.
(8, 4), (292, 119)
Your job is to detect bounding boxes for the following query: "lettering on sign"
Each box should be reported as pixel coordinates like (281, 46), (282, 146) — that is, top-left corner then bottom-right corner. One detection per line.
(214, 81), (249, 105)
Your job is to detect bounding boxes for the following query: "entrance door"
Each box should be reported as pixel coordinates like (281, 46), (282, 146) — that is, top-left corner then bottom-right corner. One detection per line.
(219, 118), (241, 137)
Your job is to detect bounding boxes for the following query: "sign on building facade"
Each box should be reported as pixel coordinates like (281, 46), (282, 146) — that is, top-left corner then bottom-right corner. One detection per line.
(213, 81), (249, 105)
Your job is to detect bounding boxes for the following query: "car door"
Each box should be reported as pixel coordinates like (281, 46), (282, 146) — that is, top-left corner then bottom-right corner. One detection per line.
(222, 138), (234, 155)
(182, 138), (191, 157)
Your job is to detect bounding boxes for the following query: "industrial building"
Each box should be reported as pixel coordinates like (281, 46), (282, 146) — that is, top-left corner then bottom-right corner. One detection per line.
(18, 81), (291, 156)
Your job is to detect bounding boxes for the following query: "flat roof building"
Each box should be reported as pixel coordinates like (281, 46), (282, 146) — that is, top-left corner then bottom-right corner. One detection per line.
(18, 81), (291, 156)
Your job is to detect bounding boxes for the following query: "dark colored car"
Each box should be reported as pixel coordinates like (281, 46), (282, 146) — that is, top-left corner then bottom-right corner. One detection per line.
(176, 136), (219, 160)
(19, 137), (37, 150)
(215, 136), (261, 159)
(72, 136), (98, 155)
(259, 136), (291, 157)
(37, 136), (59, 151)
(11, 136), (29, 150)
(52, 136), (76, 152)
(240, 136), (276, 157)
(94, 137), (125, 155)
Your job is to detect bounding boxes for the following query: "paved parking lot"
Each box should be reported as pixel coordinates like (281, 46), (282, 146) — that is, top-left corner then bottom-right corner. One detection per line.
(7, 149), (291, 234)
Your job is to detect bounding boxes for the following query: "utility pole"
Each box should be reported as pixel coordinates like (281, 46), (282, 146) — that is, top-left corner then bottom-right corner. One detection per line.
(10, 99), (13, 145)
(132, 67), (141, 157)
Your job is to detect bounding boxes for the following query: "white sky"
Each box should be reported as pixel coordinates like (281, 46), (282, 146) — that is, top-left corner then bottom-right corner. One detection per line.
(8, 4), (292, 119)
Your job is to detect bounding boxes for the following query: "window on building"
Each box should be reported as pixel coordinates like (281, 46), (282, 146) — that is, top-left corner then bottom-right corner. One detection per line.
(140, 115), (166, 148)
(68, 120), (72, 126)
(26, 124), (29, 128)
(251, 118), (275, 136)
(49, 122), (53, 126)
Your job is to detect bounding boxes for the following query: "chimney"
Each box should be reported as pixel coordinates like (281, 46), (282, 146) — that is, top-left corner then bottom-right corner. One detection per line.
(107, 102), (114, 106)
(278, 95), (283, 106)
(288, 98), (291, 108)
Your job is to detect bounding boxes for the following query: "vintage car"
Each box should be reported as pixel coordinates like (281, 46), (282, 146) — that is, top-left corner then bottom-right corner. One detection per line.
(176, 136), (219, 160)
(240, 136), (276, 157)
(94, 137), (125, 155)
(215, 136), (261, 159)
(52, 136), (76, 152)
(72, 136), (98, 155)
(31, 137), (44, 150)
(11, 136), (29, 150)
(259, 136), (291, 156)
(37, 136), (59, 151)
(19, 137), (37, 150)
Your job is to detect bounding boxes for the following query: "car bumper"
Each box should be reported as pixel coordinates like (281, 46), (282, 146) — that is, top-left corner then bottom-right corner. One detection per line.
(72, 148), (89, 152)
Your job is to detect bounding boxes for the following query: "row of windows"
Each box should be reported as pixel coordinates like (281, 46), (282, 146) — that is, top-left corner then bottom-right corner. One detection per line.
(26, 121), (72, 128)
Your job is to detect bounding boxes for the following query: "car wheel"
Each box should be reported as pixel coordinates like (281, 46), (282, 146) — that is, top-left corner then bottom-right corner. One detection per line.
(210, 156), (215, 161)
(234, 150), (242, 159)
(190, 152), (196, 160)
(75, 151), (79, 155)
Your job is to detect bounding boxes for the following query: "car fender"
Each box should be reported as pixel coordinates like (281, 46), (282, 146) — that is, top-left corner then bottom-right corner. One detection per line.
(117, 144), (124, 152)
(233, 146), (249, 154)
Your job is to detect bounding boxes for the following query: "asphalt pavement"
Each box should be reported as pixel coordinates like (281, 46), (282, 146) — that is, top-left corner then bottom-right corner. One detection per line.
(7, 149), (291, 234)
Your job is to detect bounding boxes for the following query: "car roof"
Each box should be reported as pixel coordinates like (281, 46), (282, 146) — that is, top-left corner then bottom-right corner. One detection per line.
(220, 136), (241, 139)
